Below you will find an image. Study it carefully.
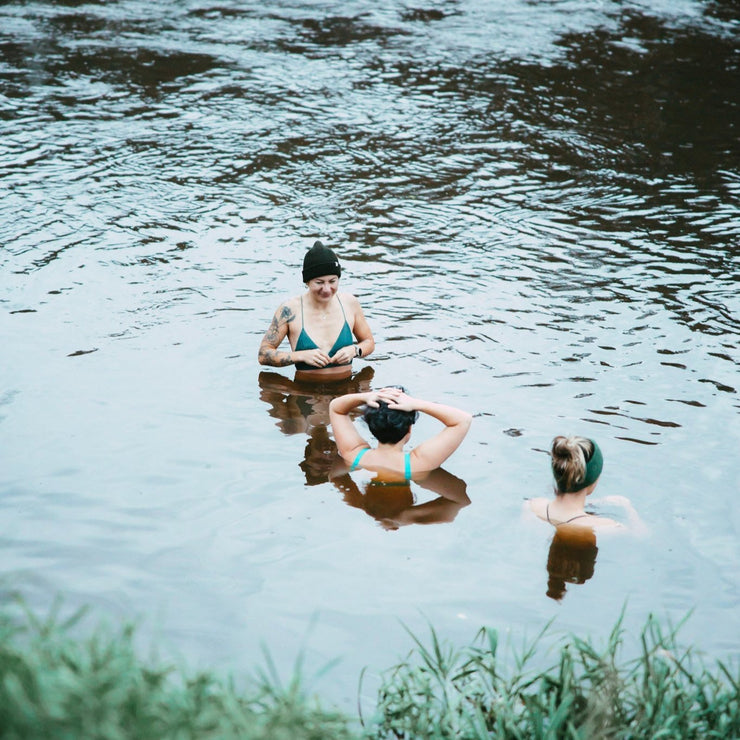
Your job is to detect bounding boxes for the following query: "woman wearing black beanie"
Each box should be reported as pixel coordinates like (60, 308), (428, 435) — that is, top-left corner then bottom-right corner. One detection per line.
(258, 241), (375, 381)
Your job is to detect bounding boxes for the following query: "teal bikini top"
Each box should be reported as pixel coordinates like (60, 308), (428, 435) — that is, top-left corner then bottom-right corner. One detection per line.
(350, 448), (413, 481)
(294, 296), (354, 371)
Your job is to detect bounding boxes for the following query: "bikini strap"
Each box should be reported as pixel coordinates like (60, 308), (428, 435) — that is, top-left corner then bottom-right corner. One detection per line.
(404, 452), (412, 481)
(350, 447), (370, 471)
(336, 295), (347, 320)
(546, 503), (589, 525)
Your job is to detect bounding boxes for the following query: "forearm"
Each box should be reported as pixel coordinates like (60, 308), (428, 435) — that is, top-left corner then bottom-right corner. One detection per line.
(599, 496), (647, 535)
(354, 337), (375, 359)
(623, 504), (647, 534)
(414, 399), (472, 429)
(329, 392), (370, 416)
(258, 343), (294, 367)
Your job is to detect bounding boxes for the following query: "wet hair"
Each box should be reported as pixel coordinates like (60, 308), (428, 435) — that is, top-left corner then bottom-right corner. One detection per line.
(363, 386), (419, 444)
(551, 435), (602, 494)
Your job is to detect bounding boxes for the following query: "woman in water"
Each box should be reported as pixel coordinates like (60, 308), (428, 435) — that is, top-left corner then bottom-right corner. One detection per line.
(258, 240), (375, 381)
(528, 435), (643, 531)
(329, 386), (472, 480)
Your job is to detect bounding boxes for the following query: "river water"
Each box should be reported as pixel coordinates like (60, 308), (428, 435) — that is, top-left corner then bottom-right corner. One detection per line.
(1, 0), (738, 707)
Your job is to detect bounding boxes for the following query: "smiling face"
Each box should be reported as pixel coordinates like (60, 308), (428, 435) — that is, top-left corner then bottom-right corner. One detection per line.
(306, 274), (340, 301)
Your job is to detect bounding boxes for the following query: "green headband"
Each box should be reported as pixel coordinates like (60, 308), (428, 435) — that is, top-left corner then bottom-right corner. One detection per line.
(557, 439), (603, 493)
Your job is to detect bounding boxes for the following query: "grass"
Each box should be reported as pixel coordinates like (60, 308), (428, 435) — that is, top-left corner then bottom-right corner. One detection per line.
(0, 599), (737, 739)
(0, 600), (355, 740)
(366, 611), (740, 739)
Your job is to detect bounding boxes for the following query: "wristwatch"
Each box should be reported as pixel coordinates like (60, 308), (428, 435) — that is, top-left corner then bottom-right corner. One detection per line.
(355, 343), (363, 358)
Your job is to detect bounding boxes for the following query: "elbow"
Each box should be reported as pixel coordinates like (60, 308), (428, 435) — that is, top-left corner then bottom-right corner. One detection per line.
(258, 343), (275, 366)
(258, 350), (274, 367)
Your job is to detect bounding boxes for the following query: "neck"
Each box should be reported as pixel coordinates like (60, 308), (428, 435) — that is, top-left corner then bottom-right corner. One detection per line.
(554, 490), (588, 511)
(305, 293), (334, 310)
(377, 440), (406, 454)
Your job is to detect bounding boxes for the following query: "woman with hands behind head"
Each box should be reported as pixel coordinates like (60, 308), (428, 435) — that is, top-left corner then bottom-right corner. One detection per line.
(258, 240), (375, 382)
(329, 387), (472, 480)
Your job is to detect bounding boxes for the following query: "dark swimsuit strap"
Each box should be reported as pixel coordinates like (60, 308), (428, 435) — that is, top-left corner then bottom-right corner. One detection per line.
(546, 503), (589, 525)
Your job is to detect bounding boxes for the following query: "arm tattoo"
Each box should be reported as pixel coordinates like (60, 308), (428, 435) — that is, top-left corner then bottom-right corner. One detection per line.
(264, 315), (282, 345)
(259, 305), (297, 366)
(260, 348), (293, 367)
(278, 305), (296, 324)
(265, 305), (296, 343)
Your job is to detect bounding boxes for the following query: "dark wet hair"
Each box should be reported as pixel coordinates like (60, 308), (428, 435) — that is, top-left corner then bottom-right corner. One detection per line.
(363, 386), (419, 444)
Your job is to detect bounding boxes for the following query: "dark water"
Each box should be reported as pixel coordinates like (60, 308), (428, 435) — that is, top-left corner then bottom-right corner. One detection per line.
(2, 0), (739, 706)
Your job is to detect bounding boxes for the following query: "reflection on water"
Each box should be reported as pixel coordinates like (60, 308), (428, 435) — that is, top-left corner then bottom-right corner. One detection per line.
(258, 367), (375, 485)
(334, 466), (470, 531)
(1, 0), (738, 698)
(545, 528), (599, 603)
(258, 367), (470, 528)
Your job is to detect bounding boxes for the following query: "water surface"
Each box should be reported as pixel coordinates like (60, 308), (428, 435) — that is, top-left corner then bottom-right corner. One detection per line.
(1, 0), (738, 706)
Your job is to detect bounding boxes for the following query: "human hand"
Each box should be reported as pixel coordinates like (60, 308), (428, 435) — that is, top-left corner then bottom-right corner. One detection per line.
(329, 345), (356, 365)
(361, 390), (387, 408)
(296, 349), (332, 367)
(377, 387), (416, 412)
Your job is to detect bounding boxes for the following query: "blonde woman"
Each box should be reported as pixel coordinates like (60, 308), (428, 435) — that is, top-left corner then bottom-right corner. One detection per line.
(528, 436), (644, 532)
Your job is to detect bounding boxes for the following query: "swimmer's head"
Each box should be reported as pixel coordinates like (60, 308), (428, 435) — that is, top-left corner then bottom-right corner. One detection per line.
(302, 240), (341, 283)
(551, 436), (603, 494)
(364, 386), (419, 444)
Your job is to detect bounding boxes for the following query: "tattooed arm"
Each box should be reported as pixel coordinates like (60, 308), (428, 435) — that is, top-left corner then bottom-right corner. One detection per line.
(258, 303), (296, 367)
(258, 299), (334, 368)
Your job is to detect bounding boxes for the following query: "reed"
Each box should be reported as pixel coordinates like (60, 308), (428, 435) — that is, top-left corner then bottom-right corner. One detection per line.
(0, 600), (355, 740)
(366, 612), (740, 739)
(0, 599), (737, 739)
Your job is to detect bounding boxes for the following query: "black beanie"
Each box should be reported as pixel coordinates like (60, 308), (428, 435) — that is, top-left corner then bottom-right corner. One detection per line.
(302, 240), (342, 283)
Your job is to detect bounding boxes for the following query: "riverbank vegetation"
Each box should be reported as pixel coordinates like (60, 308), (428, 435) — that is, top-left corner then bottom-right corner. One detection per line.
(0, 602), (737, 739)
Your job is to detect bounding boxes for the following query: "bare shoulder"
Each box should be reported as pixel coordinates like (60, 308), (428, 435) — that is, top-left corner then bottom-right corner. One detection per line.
(273, 296), (300, 322)
(338, 292), (363, 310)
(337, 293), (360, 306)
(525, 497), (548, 519)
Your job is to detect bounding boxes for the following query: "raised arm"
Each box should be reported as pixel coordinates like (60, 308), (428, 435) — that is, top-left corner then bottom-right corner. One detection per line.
(382, 389), (472, 471)
(329, 392), (378, 460)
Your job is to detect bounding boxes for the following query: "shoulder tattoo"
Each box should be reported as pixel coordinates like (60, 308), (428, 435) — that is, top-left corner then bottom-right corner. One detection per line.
(264, 305), (295, 344)
(278, 305), (295, 325)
